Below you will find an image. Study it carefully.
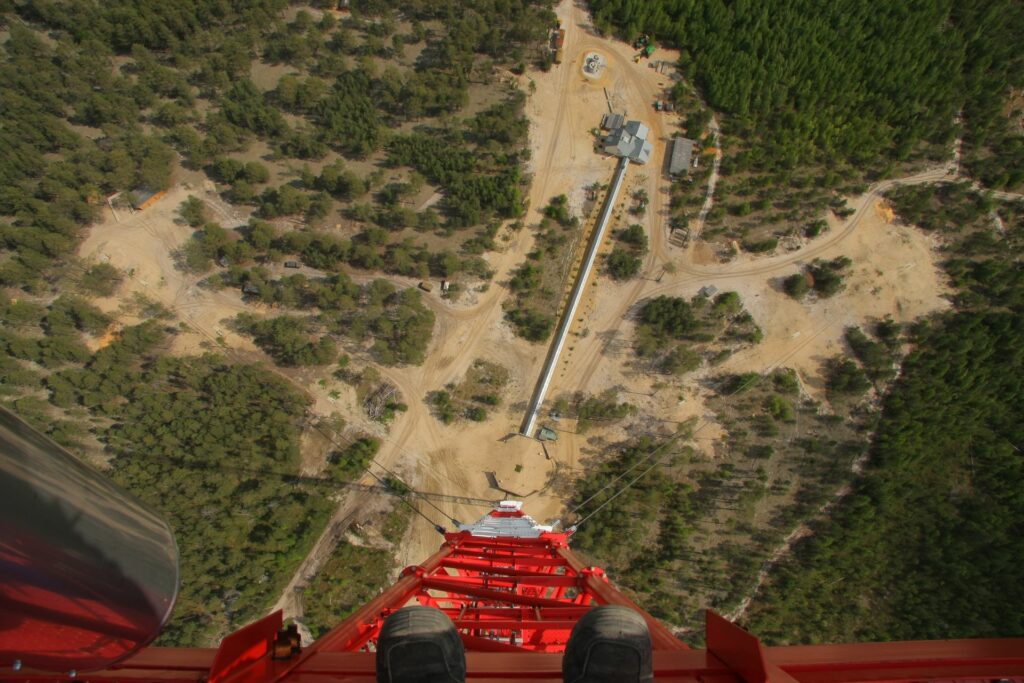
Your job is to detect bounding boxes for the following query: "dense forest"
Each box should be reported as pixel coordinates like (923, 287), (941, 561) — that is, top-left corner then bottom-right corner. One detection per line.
(634, 291), (762, 374)
(593, 0), (1024, 254)
(588, 0), (1023, 187)
(232, 276), (435, 366)
(744, 189), (1024, 642)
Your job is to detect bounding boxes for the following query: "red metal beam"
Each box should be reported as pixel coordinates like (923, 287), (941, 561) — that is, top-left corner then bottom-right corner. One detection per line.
(458, 635), (533, 653)
(438, 607), (593, 619)
(769, 637), (1024, 683)
(420, 577), (591, 609)
(208, 611), (282, 683)
(441, 559), (573, 576)
(425, 574), (580, 588)
(554, 546), (687, 652)
(769, 637), (1024, 666)
(443, 557), (570, 568)
(11, 622), (1024, 683)
(446, 535), (570, 551)
(706, 611), (799, 683)
(451, 619), (579, 630)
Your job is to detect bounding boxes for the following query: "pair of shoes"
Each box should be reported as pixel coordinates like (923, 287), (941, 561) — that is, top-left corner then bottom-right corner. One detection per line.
(375, 605), (653, 683)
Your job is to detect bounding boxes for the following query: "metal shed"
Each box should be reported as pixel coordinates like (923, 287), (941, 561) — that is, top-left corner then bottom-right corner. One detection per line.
(600, 113), (625, 130)
(669, 137), (696, 175)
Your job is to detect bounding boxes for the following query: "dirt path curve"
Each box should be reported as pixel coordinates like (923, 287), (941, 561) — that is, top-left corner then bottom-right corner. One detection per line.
(692, 114), (721, 239)
(985, 188), (1024, 202)
(674, 164), (951, 281)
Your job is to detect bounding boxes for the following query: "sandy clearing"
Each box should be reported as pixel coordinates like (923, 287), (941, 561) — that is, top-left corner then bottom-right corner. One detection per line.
(250, 60), (300, 92)
(79, 185), (259, 356)
(712, 199), (951, 400)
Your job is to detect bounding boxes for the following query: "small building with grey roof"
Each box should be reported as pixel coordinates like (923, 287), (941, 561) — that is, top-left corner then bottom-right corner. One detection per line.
(600, 112), (625, 130)
(669, 137), (696, 175)
(602, 119), (653, 165)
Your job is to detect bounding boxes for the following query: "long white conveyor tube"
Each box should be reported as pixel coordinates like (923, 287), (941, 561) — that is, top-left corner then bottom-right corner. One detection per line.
(520, 156), (630, 436)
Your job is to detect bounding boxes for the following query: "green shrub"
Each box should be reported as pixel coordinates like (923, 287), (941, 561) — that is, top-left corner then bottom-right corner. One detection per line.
(607, 248), (642, 279)
(80, 263), (123, 297)
(827, 358), (871, 395)
(783, 273), (811, 299)
(742, 237), (778, 253)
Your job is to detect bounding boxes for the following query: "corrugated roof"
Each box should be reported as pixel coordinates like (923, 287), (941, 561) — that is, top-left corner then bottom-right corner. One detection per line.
(603, 119), (653, 164)
(669, 137), (695, 174)
(624, 120), (650, 139)
(458, 501), (554, 539)
(601, 113), (625, 130)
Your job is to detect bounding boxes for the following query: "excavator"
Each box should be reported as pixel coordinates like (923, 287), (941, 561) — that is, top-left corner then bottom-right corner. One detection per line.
(2, 407), (1023, 683)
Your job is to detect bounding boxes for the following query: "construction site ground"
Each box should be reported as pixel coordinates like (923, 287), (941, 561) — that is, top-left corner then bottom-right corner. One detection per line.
(75, 0), (956, 632)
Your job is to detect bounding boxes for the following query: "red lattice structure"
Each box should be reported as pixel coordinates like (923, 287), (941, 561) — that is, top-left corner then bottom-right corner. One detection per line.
(6, 497), (1024, 683)
(301, 501), (682, 656)
(5, 501), (1024, 683)
(4, 404), (1023, 683)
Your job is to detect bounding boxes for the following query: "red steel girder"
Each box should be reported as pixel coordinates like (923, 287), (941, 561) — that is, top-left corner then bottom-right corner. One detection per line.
(438, 606), (593, 620)
(21, 633), (1023, 683)
(440, 558), (572, 577)
(442, 556), (570, 568)
(451, 619), (579, 630)
(419, 577), (589, 608)
(444, 533), (571, 550)
(424, 574), (580, 589)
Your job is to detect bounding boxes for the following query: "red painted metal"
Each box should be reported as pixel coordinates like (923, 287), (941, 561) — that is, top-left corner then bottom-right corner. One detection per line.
(3, 503), (1024, 683)
(206, 611), (281, 683)
(706, 611), (801, 683)
(0, 408), (178, 674)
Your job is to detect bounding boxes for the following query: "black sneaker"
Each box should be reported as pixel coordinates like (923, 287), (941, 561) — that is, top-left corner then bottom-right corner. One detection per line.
(376, 606), (466, 683)
(562, 606), (654, 683)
